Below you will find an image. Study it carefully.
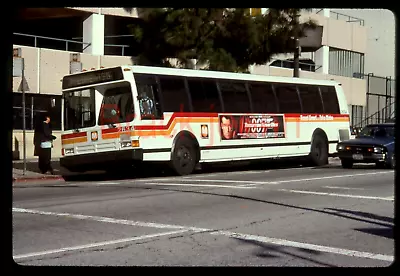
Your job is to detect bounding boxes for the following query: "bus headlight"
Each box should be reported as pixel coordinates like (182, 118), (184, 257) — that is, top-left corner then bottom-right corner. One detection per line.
(120, 140), (139, 148)
(120, 141), (132, 148)
(64, 148), (74, 154)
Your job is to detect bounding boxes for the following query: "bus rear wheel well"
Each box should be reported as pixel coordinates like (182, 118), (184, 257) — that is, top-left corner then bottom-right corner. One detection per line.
(311, 128), (328, 145)
(172, 131), (200, 163)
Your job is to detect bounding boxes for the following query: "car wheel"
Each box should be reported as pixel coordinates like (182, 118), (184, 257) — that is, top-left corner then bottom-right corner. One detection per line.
(341, 159), (353, 169)
(385, 153), (395, 169)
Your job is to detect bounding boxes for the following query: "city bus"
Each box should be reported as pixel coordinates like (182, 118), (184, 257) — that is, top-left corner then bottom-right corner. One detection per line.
(60, 65), (351, 175)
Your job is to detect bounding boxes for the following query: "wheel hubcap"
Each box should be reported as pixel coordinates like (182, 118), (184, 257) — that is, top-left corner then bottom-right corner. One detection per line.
(177, 146), (192, 168)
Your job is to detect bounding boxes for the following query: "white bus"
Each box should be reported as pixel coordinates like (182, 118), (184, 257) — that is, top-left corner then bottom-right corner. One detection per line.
(60, 65), (351, 175)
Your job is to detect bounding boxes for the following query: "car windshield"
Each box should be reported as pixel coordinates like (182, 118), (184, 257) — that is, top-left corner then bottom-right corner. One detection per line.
(358, 125), (394, 138)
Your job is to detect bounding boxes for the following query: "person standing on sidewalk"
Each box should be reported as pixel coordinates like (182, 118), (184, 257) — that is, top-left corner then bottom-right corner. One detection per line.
(35, 113), (56, 174)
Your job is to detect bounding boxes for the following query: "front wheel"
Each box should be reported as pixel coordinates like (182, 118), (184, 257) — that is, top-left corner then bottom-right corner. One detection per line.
(385, 153), (395, 169)
(170, 137), (197, 176)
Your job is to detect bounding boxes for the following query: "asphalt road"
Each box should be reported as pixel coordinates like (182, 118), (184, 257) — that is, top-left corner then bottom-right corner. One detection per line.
(12, 160), (395, 267)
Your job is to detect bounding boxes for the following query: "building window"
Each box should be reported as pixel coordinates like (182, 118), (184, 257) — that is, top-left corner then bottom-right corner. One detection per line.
(13, 92), (61, 131)
(329, 48), (365, 79)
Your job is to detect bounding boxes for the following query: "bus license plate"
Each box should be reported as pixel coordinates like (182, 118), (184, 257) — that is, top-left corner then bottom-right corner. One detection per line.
(352, 154), (364, 160)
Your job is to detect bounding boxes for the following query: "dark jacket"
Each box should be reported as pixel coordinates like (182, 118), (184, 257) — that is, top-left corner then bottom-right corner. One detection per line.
(34, 121), (56, 145)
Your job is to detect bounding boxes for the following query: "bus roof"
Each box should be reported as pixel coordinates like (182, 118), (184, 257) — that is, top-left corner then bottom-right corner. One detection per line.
(123, 65), (341, 86)
(63, 65), (341, 88)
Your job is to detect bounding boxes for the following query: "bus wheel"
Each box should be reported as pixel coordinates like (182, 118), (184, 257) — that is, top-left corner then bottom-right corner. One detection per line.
(170, 137), (197, 176)
(309, 135), (328, 166)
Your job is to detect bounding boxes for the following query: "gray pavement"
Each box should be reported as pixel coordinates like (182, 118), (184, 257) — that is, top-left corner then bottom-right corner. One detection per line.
(12, 161), (394, 266)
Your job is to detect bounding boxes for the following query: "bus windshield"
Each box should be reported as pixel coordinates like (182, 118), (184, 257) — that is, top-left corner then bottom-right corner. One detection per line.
(63, 88), (96, 131)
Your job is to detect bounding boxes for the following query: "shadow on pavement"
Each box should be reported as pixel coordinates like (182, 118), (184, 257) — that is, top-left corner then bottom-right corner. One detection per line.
(311, 164), (380, 170)
(61, 158), (315, 182)
(232, 237), (336, 267)
(324, 208), (394, 224)
(353, 227), (393, 239)
(115, 185), (394, 230)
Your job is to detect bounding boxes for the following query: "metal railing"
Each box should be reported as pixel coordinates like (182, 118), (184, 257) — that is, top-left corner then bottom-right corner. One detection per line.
(13, 32), (91, 52)
(308, 9), (365, 26)
(355, 101), (396, 128)
(13, 32), (131, 55)
(270, 59), (322, 72)
(330, 11), (365, 26)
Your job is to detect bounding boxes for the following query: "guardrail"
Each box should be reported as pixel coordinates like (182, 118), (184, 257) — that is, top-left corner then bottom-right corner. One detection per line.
(309, 9), (365, 26)
(13, 33), (131, 55)
(13, 32), (91, 52)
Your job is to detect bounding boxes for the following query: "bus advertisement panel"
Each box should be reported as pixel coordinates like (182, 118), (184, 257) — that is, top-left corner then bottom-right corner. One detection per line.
(219, 114), (285, 140)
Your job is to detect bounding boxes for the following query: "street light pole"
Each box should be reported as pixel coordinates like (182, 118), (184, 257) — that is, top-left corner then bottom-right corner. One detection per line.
(21, 58), (26, 175)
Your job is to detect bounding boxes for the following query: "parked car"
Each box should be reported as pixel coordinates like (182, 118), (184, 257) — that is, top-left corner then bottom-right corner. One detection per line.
(336, 123), (395, 169)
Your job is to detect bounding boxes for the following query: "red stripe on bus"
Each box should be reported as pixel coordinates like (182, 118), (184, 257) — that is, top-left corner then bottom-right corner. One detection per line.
(134, 112), (219, 130)
(284, 114), (349, 118)
(61, 132), (87, 140)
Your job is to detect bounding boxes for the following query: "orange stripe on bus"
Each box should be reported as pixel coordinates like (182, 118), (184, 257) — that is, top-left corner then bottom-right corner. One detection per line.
(61, 137), (87, 145)
(100, 117), (219, 138)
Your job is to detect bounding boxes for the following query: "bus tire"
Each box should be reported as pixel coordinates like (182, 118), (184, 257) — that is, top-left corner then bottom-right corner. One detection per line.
(170, 136), (197, 176)
(309, 134), (328, 166)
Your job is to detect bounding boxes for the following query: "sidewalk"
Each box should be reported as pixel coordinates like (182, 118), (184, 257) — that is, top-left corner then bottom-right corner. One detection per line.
(12, 158), (69, 182)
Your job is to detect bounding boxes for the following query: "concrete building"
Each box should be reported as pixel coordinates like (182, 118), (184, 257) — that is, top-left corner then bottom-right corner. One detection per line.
(12, 8), (378, 160)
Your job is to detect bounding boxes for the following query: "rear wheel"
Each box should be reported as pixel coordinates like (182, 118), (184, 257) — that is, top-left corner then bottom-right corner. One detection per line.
(170, 137), (197, 176)
(341, 159), (353, 169)
(309, 135), (329, 166)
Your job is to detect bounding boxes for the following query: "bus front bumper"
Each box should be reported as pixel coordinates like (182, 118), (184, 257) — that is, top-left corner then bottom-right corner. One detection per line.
(60, 149), (143, 172)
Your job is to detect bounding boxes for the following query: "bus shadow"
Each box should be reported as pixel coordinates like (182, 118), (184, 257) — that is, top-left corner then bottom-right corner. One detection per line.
(62, 158), (313, 182)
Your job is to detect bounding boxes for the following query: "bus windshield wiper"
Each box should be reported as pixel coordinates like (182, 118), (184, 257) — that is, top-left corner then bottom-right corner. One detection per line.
(73, 128), (80, 133)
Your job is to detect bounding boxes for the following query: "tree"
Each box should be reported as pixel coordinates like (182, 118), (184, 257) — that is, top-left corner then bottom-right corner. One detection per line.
(125, 8), (317, 72)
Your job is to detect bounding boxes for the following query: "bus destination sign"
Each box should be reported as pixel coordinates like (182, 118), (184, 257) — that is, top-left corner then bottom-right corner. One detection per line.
(62, 67), (124, 90)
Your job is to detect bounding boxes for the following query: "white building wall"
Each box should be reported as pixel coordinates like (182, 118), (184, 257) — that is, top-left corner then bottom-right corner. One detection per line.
(331, 9), (395, 78)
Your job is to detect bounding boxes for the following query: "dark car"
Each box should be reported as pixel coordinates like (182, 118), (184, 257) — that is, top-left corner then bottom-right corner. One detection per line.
(336, 123), (395, 169)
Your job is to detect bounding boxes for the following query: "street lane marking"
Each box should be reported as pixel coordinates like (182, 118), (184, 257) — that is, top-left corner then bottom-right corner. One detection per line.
(277, 189), (394, 201)
(154, 179), (280, 185)
(213, 231), (394, 262)
(323, 186), (365, 191)
(237, 171), (394, 187)
(12, 208), (208, 232)
(14, 229), (188, 260)
(13, 207), (394, 262)
(143, 182), (254, 189)
(94, 182), (255, 189)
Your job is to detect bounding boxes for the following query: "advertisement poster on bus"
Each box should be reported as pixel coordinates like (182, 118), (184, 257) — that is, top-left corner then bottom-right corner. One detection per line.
(219, 114), (285, 140)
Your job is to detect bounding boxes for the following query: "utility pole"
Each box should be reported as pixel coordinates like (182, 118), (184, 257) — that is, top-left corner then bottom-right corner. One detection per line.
(293, 12), (301, 78)
(293, 38), (300, 78)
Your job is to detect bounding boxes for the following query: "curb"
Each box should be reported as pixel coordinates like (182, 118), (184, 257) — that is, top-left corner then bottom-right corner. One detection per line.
(13, 175), (65, 183)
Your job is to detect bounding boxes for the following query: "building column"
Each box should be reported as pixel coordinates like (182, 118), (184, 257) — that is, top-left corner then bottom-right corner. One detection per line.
(315, 46), (329, 74)
(83, 13), (105, 55)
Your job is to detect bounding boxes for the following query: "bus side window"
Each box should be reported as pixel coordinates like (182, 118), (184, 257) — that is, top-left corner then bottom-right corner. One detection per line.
(297, 84), (324, 114)
(274, 83), (302, 113)
(319, 85), (340, 114)
(247, 81), (278, 113)
(218, 80), (251, 113)
(134, 73), (163, 120)
(158, 76), (190, 112)
(187, 78), (223, 113)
